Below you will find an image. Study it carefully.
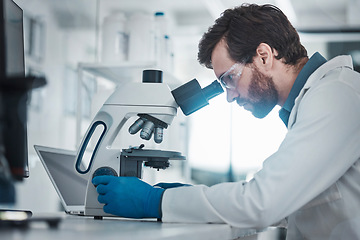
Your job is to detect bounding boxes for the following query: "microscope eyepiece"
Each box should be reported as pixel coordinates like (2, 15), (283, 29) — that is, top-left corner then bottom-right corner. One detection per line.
(202, 80), (224, 101)
(171, 79), (224, 116)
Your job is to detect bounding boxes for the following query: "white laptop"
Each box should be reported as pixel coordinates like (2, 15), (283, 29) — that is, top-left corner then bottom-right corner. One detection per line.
(34, 145), (87, 215)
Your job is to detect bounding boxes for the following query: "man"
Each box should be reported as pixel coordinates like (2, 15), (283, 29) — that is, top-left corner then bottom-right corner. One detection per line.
(93, 4), (360, 239)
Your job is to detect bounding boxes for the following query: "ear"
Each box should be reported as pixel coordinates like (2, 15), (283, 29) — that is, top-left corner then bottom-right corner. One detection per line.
(254, 43), (275, 71)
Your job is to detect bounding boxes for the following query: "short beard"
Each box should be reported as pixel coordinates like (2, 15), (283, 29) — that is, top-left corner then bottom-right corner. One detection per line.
(248, 65), (279, 119)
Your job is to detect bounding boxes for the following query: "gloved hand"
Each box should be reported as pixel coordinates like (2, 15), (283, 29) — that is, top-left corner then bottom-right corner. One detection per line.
(92, 176), (165, 219)
(154, 182), (192, 189)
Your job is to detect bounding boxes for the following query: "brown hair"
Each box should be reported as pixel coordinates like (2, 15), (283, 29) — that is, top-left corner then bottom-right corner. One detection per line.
(198, 4), (307, 69)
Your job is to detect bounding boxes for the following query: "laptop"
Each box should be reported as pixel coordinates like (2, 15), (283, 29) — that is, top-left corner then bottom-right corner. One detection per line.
(34, 145), (87, 215)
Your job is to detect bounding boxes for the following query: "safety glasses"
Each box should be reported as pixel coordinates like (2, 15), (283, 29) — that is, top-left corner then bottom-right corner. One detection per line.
(218, 63), (244, 89)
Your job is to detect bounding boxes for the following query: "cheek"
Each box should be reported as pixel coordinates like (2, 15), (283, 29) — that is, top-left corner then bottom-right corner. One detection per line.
(235, 69), (252, 98)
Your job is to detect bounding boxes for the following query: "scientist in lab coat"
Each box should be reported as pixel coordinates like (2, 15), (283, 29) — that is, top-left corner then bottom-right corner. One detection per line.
(92, 4), (360, 239)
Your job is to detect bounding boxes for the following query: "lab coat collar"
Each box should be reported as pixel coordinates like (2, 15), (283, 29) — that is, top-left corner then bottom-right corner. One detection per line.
(279, 52), (327, 126)
(287, 54), (354, 129)
(302, 55), (353, 89)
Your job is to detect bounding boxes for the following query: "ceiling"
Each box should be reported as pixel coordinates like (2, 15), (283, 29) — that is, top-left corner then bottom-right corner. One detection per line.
(50, 0), (360, 32)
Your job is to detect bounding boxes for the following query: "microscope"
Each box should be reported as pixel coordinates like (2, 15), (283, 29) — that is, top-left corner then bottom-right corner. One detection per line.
(75, 70), (223, 218)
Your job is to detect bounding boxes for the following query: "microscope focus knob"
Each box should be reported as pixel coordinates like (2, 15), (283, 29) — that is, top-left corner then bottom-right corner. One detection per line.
(92, 167), (118, 186)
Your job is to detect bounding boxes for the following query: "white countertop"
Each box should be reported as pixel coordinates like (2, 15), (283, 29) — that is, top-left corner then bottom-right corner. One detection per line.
(0, 213), (280, 240)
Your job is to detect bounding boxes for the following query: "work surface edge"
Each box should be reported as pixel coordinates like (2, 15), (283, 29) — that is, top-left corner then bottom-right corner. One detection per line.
(0, 213), (272, 240)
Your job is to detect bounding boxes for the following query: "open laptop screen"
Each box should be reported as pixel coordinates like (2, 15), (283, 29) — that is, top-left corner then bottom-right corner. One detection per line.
(37, 147), (87, 206)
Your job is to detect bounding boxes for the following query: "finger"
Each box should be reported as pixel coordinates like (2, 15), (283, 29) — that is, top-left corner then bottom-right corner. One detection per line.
(103, 204), (112, 214)
(92, 175), (115, 186)
(98, 194), (108, 204)
(96, 184), (108, 195)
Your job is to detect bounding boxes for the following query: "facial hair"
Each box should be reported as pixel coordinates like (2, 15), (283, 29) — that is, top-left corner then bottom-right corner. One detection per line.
(237, 65), (279, 119)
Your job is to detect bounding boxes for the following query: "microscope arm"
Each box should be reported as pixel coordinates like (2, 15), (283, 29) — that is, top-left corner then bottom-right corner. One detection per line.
(75, 82), (178, 174)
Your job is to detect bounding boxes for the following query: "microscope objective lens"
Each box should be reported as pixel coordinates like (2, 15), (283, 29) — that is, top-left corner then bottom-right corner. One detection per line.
(140, 121), (155, 140)
(154, 127), (163, 143)
(129, 118), (145, 134)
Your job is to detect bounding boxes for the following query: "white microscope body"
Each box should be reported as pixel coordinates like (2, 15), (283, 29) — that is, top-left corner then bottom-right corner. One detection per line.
(75, 82), (178, 217)
(75, 70), (223, 218)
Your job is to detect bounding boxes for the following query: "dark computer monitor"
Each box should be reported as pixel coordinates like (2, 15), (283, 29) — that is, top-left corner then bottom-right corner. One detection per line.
(0, 0), (29, 182)
(0, 0), (45, 185)
(0, 0), (25, 79)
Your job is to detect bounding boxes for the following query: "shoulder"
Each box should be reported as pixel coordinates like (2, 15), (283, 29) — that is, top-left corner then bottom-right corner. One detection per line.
(304, 55), (357, 89)
(303, 54), (360, 104)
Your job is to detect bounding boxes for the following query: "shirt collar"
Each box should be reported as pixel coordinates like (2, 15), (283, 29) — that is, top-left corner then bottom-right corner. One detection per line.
(279, 52), (327, 127)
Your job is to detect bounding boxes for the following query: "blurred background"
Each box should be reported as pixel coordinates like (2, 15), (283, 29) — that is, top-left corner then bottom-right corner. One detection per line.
(7, 0), (360, 213)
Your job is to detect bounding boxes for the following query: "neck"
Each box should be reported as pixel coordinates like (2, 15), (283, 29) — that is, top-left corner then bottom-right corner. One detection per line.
(276, 57), (309, 106)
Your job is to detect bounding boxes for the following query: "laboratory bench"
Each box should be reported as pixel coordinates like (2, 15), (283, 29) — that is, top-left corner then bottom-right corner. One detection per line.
(0, 212), (285, 240)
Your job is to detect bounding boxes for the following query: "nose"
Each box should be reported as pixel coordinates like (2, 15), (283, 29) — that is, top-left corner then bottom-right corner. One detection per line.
(226, 88), (239, 103)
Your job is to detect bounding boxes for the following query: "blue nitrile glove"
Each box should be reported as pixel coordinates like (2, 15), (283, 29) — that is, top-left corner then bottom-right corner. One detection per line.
(92, 176), (165, 219)
(154, 182), (192, 189)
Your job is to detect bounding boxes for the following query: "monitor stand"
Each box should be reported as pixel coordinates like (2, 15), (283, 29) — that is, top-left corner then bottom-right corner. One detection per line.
(0, 76), (59, 229)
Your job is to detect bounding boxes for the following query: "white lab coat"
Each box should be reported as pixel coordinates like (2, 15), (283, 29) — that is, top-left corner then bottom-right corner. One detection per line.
(161, 55), (360, 239)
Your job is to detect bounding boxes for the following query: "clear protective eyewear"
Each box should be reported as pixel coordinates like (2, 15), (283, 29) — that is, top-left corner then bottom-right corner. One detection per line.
(218, 63), (244, 89)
